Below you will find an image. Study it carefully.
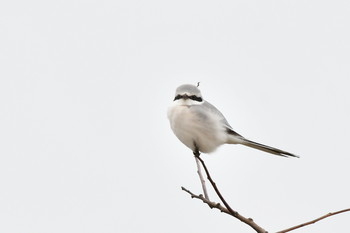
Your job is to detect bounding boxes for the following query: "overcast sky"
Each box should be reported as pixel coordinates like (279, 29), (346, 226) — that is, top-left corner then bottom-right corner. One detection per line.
(1, 1), (350, 233)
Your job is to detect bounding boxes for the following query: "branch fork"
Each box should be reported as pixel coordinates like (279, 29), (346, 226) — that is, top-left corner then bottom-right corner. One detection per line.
(182, 153), (350, 233)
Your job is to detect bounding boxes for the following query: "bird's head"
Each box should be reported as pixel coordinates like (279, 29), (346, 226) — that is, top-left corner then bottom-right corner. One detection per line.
(173, 84), (203, 106)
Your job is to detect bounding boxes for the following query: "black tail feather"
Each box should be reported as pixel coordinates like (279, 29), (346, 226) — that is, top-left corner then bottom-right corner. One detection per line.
(241, 139), (299, 158)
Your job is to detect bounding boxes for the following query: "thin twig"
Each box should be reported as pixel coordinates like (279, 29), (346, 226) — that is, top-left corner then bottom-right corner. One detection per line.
(195, 156), (209, 200)
(193, 154), (268, 233)
(181, 186), (230, 215)
(195, 155), (236, 214)
(277, 208), (350, 233)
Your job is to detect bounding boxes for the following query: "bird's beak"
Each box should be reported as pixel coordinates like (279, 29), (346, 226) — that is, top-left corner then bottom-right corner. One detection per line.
(182, 94), (189, 99)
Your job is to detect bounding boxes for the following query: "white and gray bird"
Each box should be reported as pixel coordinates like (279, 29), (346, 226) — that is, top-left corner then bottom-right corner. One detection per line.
(167, 84), (298, 158)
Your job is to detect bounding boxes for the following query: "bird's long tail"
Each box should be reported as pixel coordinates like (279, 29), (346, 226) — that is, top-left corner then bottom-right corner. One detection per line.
(241, 139), (299, 158)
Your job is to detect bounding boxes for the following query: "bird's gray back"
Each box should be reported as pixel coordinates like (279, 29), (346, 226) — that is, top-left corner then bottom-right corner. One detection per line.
(194, 101), (243, 138)
(193, 101), (232, 129)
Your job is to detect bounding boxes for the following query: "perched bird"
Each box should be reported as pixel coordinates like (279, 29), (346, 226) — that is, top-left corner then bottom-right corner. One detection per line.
(167, 84), (298, 158)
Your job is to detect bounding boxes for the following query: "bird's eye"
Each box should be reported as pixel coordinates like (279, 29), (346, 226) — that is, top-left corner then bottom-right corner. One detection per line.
(174, 95), (182, 101)
(189, 95), (203, 102)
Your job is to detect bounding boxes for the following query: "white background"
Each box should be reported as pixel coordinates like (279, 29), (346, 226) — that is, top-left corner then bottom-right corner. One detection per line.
(1, 1), (349, 233)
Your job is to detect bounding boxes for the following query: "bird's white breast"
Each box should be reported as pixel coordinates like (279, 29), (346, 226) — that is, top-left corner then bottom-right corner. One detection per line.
(167, 102), (227, 153)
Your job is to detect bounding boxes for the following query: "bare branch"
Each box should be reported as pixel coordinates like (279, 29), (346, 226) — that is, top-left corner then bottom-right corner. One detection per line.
(181, 186), (267, 233)
(181, 186), (230, 215)
(195, 156), (209, 200)
(183, 153), (349, 233)
(277, 208), (350, 233)
(191, 154), (268, 233)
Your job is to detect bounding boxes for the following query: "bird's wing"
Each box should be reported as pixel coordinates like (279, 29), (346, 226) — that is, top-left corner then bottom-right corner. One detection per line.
(200, 101), (243, 137)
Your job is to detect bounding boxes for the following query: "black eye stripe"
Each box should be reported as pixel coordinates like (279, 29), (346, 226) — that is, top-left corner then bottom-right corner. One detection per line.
(174, 95), (182, 101)
(188, 95), (203, 102)
(173, 94), (203, 102)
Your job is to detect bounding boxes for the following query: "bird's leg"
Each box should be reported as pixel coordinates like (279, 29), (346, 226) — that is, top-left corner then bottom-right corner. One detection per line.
(193, 148), (200, 157)
(193, 148), (209, 200)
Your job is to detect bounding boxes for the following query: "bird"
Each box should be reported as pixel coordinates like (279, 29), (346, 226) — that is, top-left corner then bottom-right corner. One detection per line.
(167, 84), (298, 158)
